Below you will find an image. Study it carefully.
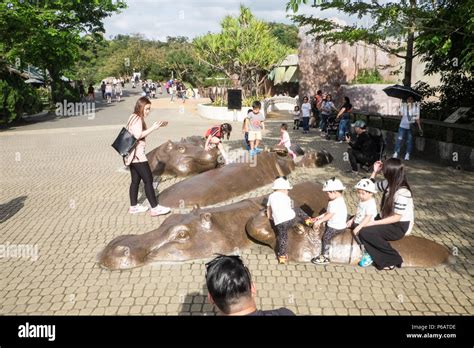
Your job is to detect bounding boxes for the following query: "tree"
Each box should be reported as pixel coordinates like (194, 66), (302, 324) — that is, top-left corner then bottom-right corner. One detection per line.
(287, 0), (436, 87)
(0, 0), (126, 102)
(268, 22), (300, 49)
(414, 0), (474, 120)
(193, 5), (291, 96)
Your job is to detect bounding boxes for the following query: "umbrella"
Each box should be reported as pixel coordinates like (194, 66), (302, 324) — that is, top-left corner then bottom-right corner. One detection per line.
(24, 78), (44, 85)
(383, 84), (422, 101)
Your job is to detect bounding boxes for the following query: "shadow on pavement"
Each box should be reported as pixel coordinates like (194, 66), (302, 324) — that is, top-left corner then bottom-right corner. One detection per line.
(0, 195), (27, 223)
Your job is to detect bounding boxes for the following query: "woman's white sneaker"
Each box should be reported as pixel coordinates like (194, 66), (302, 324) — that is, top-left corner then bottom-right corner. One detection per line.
(129, 204), (149, 214)
(150, 205), (171, 216)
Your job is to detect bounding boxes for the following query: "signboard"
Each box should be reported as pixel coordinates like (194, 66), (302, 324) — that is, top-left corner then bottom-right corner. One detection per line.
(444, 107), (470, 123)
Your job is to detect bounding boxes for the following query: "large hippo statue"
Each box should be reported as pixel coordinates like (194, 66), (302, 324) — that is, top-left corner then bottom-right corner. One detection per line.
(98, 198), (262, 270)
(99, 181), (453, 270)
(146, 136), (219, 176)
(158, 151), (296, 208)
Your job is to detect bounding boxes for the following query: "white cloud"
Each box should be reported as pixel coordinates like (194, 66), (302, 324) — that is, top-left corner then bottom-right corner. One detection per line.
(103, 0), (361, 41)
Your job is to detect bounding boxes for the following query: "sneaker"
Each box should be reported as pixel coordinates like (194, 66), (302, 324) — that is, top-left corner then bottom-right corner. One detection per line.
(278, 255), (288, 264)
(311, 255), (330, 265)
(337, 140), (344, 143)
(358, 252), (373, 267)
(392, 152), (398, 159)
(404, 153), (410, 161)
(150, 205), (171, 216)
(129, 204), (149, 214)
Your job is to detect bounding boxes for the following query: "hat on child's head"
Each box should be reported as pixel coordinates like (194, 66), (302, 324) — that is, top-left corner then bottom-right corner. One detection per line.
(354, 120), (367, 129)
(272, 177), (293, 190)
(322, 177), (345, 191)
(354, 178), (377, 193)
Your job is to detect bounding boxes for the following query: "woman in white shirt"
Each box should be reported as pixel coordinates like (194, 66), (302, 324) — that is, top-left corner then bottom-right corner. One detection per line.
(301, 96), (312, 134)
(358, 158), (415, 270)
(393, 96), (423, 161)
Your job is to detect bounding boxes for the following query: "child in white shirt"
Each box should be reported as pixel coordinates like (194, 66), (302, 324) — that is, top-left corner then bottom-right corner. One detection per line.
(266, 177), (296, 264)
(346, 178), (378, 245)
(278, 123), (296, 159)
(292, 105), (301, 130)
(311, 177), (348, 265)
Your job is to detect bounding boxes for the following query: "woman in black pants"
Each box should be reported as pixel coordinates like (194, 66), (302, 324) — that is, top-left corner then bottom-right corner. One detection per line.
(358, 158), (415, 270)
(125, 97), (170, 216)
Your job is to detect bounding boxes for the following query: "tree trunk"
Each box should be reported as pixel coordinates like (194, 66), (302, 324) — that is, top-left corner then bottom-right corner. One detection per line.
(403, 0), (417, 87)
(403, 32), (414, 87)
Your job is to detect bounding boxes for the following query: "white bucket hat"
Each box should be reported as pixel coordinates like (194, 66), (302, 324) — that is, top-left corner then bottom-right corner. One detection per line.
(354, 178), (377, 193)
(272, 177), (293, 190)
(322, 177), (345, 191)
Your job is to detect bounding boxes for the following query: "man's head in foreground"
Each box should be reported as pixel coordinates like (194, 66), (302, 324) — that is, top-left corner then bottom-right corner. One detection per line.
(205, 255), (257, 315)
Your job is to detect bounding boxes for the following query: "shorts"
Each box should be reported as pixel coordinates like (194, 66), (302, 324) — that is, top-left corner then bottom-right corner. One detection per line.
(106, 92), (111, 97)
(248, 131), (262, 141)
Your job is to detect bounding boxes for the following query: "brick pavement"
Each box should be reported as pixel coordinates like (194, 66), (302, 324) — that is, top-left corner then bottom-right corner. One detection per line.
(0, 87), (472, 316)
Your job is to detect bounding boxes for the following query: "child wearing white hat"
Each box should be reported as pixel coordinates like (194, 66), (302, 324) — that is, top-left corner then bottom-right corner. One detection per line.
(266, 177), (296, 264)
(311, 177), (348, 265)
(346, 178), (378, 239)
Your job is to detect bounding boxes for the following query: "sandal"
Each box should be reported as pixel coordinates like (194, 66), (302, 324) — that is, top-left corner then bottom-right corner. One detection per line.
(311, 255), (330, 265)
(278, 255), (288, 264)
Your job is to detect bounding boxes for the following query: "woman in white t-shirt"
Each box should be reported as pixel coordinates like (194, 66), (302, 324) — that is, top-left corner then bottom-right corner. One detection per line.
(358, 158), (415, 270)
(301, 96), (312, 134)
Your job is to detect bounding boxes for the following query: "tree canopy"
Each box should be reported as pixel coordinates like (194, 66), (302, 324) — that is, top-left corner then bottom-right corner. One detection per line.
(193, 5), (293, 96)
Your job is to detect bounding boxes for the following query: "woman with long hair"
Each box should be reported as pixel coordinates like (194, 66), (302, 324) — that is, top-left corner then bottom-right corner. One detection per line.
(125, 97), (170, 216)
(358, 158), (415, 270)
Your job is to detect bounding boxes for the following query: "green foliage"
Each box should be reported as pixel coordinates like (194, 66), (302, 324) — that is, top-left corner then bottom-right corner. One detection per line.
(194, 6), (292, 95)
(352, 69), (386, 84)
(0, 0), (126, 102)
(268, 22), (300, 49)
(211, 97), (227, 107)
(415, 1), (474, 74)
(242, 96), (261, 108)
(0, 70), (43, 124)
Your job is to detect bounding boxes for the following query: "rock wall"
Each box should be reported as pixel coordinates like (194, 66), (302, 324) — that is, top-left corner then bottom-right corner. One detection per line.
(298, 26), (441, 111)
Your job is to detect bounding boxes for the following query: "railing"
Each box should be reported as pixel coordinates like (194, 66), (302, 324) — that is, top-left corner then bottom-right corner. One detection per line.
(263, 96), (297, 114)
(352, 111), (474, 147)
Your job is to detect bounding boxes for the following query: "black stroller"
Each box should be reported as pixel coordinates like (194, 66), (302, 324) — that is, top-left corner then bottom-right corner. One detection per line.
(325, 114), (340, 140)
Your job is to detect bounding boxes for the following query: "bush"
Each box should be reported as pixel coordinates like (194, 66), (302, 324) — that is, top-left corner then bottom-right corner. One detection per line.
(243, 95), (261, 107)
(353, 69), (386, 84)
(0, 70), (43, 124)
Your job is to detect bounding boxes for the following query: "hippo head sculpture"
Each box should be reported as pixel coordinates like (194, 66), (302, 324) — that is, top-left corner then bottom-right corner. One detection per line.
(98, 200), (259, 270)
(296, 150), (334, 168)
(146, 137), (219, 177)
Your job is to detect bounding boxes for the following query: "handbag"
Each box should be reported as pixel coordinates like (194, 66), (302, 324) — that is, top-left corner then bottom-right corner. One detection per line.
(111, 115), (139, 157)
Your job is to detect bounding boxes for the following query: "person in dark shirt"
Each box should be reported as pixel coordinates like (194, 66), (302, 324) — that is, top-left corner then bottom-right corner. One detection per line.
(205, 255), (296, 316)
(345, 120), (377, 174)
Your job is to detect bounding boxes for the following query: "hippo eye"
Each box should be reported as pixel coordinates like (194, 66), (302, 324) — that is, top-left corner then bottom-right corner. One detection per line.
(178, 146), (185, 153)
(174, 228), (190, 242)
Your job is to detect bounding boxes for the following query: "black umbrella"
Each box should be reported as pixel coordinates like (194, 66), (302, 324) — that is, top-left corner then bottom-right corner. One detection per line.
(383, 84), (422, 101)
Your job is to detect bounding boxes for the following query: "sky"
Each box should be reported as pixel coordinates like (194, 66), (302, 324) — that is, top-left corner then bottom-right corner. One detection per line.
(103, 0), (362, 41)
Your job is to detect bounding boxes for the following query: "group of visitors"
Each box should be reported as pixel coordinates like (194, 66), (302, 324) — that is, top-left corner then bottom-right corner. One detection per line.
(100, 79), (124, 103)
(167, 79), (189, 103)
(266, 158), (414, 271)
(120, 94), (418, 316)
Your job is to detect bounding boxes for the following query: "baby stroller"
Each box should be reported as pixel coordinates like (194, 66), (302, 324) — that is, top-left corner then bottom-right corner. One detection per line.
(325, 114), (340, 140)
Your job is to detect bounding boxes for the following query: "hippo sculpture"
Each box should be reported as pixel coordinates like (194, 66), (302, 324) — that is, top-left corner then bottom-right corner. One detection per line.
(246, 210), (453, 268)
(158, 149), (333, 208)
(158, 151), (295, 208)
(98, 181), (453, 270)
(146, 136), (219, 177)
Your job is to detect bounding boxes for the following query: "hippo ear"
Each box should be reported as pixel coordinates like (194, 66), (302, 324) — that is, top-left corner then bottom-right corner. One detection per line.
(192, 204), (201, 211)
(201, 212), (212, 222)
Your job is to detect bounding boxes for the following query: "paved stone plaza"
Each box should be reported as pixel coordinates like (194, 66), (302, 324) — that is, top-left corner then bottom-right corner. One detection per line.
(1, 87), (472, 316)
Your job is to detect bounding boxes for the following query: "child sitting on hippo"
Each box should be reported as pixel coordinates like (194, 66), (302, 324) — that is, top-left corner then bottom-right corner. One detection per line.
(346, 178), (378, 248)
(310, 177), (348, 265)
(204, 123), (232, 165)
